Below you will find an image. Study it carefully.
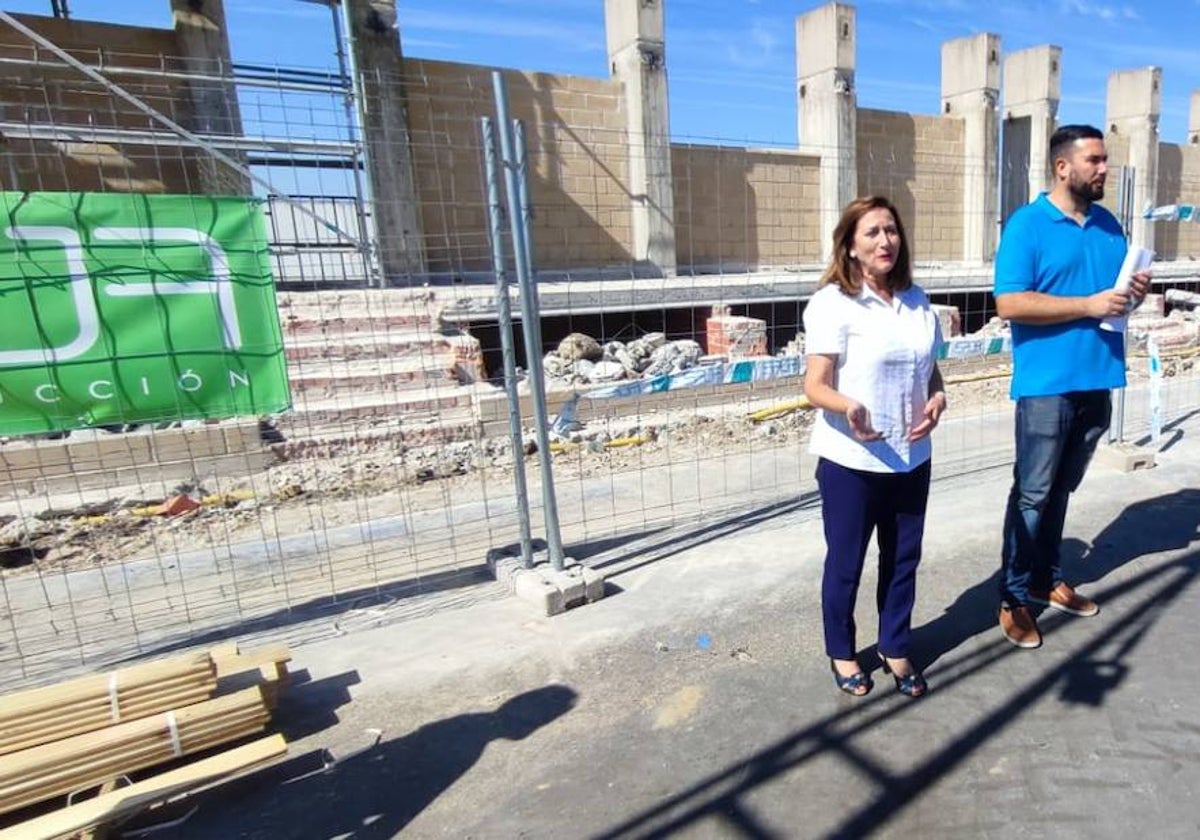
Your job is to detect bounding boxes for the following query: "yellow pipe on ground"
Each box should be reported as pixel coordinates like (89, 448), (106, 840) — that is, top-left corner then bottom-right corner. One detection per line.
(747, 398), (811, 422)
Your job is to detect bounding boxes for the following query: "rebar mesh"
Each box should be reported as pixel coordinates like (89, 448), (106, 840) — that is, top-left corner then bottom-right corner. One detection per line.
(1, 25), (1199, 691)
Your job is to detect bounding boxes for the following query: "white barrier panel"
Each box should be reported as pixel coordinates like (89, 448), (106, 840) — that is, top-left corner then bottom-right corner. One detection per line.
(579, 335), (1012, 403)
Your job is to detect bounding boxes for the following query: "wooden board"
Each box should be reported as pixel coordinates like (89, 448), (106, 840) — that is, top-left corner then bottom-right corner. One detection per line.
(0, 735), (287, 840)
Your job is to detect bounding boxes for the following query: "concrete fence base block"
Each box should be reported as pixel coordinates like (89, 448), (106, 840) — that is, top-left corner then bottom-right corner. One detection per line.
(1095, 442), (1156, 473)
(486, 546), (605, 616)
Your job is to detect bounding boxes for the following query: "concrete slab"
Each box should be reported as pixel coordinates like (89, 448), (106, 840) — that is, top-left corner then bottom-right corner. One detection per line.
(487, 544), (605, 616)
(1095, 441), (1157, 472)
(104, 414), (1200, 839)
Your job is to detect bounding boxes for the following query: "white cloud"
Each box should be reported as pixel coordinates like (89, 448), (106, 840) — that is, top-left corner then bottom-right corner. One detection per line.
(237, 5), (328, 20)
(725, 20), (780, 70)
(867, 0), (970, 11)
(1058, 0), (1141, 22)
(398, 8), (603, 51)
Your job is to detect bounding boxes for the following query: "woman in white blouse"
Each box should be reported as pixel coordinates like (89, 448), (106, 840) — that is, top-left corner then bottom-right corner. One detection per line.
(803, 196), (946, 698)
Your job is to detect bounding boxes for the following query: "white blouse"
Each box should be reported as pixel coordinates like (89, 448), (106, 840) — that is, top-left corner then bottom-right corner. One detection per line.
(803, 282), (943, 474)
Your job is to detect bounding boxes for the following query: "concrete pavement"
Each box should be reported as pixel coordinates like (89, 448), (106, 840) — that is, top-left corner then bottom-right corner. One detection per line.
(164, 413), (1200, 839)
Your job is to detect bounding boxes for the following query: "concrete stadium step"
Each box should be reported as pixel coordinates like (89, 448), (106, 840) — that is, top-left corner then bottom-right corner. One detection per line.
(280, 311), (436, 336)
(287, 357), (459, 397)
(270, 408), (480, 458)
(283, 330), (474, 363)
(281, 388), (476, 428)
(277, 289), (441, 334)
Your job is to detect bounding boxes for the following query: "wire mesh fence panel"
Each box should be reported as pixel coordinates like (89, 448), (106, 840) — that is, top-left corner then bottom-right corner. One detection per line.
(1, 25), (1200, 692)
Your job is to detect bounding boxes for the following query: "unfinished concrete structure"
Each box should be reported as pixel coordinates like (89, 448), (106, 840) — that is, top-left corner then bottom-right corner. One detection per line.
(1108, 67), (1162, 250)
(605, 0), (676, 276)
(796, 2), (856, 262)
(344, 0), (426, 282)
(1001, 45), (1061, 221)
(941, 33), (1000, 263)
(0, 13), (212, 193)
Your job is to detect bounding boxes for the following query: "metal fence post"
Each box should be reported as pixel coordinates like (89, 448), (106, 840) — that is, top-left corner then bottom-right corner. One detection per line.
(492, 70), (567, 571)
(512, 122), (547, 359)
(1112, 165), (1136, 444)
(482, 116), (535, 569)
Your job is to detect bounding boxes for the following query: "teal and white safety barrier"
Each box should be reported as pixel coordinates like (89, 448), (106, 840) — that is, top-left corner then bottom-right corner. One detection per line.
(580, 333), (1013, 402)
(1143, 203), (1200, 222)
(581, 356), (803, 401)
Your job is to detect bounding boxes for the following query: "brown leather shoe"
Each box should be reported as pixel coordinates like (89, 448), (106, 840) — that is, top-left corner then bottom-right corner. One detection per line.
(1028, 582), (1099, 617)
(999, 605), (1042, 649)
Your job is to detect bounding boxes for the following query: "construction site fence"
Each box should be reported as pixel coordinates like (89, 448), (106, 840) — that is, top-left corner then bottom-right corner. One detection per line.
(2, 46), (1200, 690)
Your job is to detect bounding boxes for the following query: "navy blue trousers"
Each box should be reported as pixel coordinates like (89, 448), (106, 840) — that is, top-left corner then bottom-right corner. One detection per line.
(816, 457), (931, 660)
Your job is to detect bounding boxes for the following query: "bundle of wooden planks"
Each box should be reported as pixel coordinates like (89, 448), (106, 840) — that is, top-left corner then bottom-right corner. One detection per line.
(0, 642), (292, 833)
(0, 652), (216, 756)
(0, 735), (287, 840)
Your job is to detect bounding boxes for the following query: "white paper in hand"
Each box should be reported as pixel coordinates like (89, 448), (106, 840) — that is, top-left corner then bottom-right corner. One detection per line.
(1100, 246), (1153, 333)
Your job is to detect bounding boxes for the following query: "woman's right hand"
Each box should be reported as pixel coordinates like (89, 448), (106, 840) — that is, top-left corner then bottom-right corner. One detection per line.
(845, 400), (882, 441)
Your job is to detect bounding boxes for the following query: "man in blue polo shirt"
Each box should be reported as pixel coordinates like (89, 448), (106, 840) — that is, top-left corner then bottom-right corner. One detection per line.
(993, 124), (1151, 649)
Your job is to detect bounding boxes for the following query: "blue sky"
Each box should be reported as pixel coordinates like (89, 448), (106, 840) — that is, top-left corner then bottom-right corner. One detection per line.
(5, 0), (1200, 146)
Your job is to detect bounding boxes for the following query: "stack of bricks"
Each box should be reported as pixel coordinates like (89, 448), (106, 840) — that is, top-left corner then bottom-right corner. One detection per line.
(705, 307), (768, 359)
(446, 333), (487, 384)
(930, 304), (963, 338)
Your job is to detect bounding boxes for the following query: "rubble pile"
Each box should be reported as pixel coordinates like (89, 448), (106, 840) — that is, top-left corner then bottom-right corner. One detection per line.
(1130, 292), (1200, 353)
(543, 332), (704, 386)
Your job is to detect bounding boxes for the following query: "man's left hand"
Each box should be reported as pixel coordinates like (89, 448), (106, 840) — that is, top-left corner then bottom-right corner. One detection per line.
(1130, 269), (1152, 303)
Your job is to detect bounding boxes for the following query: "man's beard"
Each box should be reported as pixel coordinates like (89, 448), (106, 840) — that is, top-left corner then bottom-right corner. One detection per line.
(1069, 172), (1104, 202)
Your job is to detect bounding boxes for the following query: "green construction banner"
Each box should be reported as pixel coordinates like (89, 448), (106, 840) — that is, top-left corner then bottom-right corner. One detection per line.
(0, 192), (291, 435)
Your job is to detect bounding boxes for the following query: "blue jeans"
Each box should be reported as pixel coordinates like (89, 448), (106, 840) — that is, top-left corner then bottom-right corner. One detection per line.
(1000, 391), (1111, 607)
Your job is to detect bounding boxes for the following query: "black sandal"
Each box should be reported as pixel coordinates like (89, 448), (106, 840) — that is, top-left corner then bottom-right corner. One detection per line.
(830, 660), (872, 696)
(878, 654), (927, 698)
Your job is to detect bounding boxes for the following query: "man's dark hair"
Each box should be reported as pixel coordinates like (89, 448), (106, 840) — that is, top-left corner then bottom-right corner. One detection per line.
(1049, 124), (1104, 163)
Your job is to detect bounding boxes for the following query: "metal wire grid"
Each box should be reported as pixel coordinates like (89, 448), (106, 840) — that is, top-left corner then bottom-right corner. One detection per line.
(0, 52), (1198, 688)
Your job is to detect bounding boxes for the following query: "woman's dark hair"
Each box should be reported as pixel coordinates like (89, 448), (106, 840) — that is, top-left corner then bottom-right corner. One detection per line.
(819, 195), (912, 296)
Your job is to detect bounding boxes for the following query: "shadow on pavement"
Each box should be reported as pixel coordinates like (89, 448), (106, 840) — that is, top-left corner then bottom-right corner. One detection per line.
(272, 668), (360, 742)
(169, 684), (578, 839)
(592, 490), (1200, 839)
(584, 491), (822, 578)
(913, 485), (1200, 674)
(123, 564), (495, 663)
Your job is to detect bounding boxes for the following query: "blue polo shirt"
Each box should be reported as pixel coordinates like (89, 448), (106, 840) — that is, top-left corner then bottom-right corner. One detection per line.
(994, 193), (1128, 399)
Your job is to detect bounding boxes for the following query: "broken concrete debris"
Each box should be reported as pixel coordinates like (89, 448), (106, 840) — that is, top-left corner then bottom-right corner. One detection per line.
(544, 332), (702, 385)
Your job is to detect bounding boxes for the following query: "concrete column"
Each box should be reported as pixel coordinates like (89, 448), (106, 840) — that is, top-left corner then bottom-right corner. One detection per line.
(1106, 67), (1161, 249)
(605, 0), (676, 276)
(796, 2), (856, 262)
(941, 33), (1000, 263)
(1003, 45), (1061, 201)
(346, 0), (427, 283)
(1188, 90), (1200, 145)
(170, 0), (250, 194)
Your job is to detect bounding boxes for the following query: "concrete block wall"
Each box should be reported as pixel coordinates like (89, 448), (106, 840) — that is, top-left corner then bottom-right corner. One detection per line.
(0, 423), (266, 497)
(1093, 133), (1131, 224)
(672, 145), (822, 270)
(402, 58), (632, 275)
(1155, 144), (1200, 260)
(856, 109), (965, 262)
(0, 15), (204, 193)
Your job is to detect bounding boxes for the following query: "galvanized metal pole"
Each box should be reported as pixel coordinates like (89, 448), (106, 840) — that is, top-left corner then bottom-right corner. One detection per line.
(513, 121), (548, 368)
(1113, 165), (1135, 443)
(481, 116), (535, 569)
(492, 70), (567, 571)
